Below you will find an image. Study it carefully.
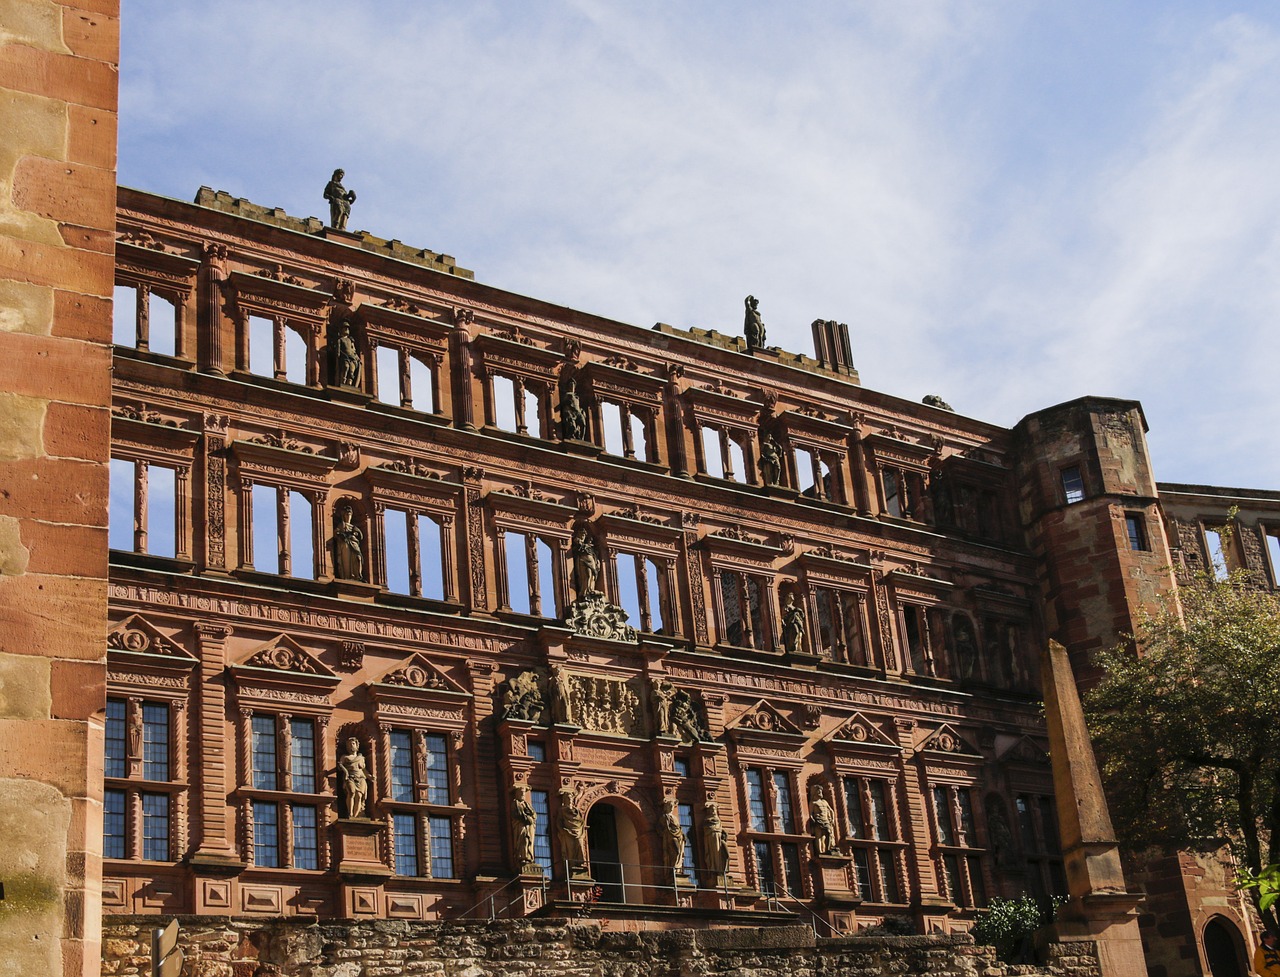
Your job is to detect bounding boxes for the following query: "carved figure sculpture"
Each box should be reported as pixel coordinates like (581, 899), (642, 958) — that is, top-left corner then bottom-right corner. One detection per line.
(702, 799), (730, 876)
(922, 394), (954, 411)
(952, 614), (978, 682)
(558, 379), (587, 441)
(549, 664), (575, 726)
(743, 295), (765, 351)
(780, 593), (806, 653)
(332, 504), (365, 581)
(500, 670), (545, 723)
(338, 737), (369, 818)
(984, 794), (1015, 870)
(512, 786), (538, 869)
(758, 433), (783, 487)
(333, 322), (361, 387)
(558, 787), (587, 866)
(809, 785), (837, 855)
(670, 689), (706, 743)
(651, 678), (675, 736)
(661, 797), (686, 872)
(127, 704), (143, 759)
(324, 168), (356, 230)
(571, 528), (600, 598)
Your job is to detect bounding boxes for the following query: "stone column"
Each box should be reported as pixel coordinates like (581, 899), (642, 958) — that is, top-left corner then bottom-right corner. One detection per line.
(201, 243), (230, 374)
(190, 623), (241, 867)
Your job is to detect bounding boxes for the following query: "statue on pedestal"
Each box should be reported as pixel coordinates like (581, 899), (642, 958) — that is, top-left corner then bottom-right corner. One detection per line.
(549, 663), (575, 726)
(332, 504), (365, 581)
(809, 784), (837, 855)
(572, 528), (600, 597)
(324, 168), (356, 230)
(780, 593), (806, 653)
(333, 321), (361, 387)
(338, 737), (369, 818)
(743, 295), (765, 351)
(512, 786), (538, 870)
(558, 379), (587, 442)
(558, 786), (587, 867)
(758, 433), (783, 487)
(702, 798), (730, 877)
(662, 797), (686, 872)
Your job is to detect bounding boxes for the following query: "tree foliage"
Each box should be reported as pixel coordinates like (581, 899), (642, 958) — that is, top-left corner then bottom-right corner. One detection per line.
(971, 895), (1063, 964)
(1085, 566), (1280, 922)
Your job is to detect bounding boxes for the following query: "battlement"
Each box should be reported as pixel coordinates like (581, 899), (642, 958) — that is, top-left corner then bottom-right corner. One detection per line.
(651, 321), (861, 386)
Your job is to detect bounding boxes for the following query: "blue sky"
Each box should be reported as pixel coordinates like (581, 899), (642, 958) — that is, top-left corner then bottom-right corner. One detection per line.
(119, 1), (1280, 489)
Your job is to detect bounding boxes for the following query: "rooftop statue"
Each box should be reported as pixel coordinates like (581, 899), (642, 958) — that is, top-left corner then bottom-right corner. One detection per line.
(324, 168), (357, 231)
(743, 295), (765, 351)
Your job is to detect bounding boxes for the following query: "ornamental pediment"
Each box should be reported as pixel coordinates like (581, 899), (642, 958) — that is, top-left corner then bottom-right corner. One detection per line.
(355, 300), (450, 348)
(826, 711), (898, 749)
(474, 328), (563, 377)
(107, 614), (196, 664)
(372, 654), (468, 696)
(227, 269), (331, 318)
(998, 734), (1050, 766)
(918, 723), (981, 758)
(725, 699), (805, 739)
(578, 358), (666, 405)
(237, 634), (336, 678)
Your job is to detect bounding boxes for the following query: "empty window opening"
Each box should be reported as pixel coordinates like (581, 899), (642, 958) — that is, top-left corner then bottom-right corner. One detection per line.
(283, 327), (307, 385)
(629, 411), (648, 461)
(493, 375), (518, 432)
(1204, 528), (1230, 580)
(248, 316), (275, 377)
(251, 484), (314, 577)
(409, 355), (435, 413)
(701, 426), (725, 478)
(383, 508), (410, 593)
(375, 345), (401, 405)
(902, 604), (930, 674)
(113, 284), (137, 346)
(383, 508), (446, 600)
(109, 458), (136, 551)
(795, 447), (816, 494)
(502, 531), (557, 617)
(288, 490), (314, 578)
(147, 466), (176, 558)
(615, 552), (665, 633)
(1061, 466), (1085, 505)
(601, 401), (625, 456)
(719, 571), (767, 648)
(882, 469), (902, 517)
(110, 458), (180, 557)
(148, 292), (177, 357)
(814, 588), (867, 664)
(1265, 526), (1280, 587)
(726, 438), (746, 483)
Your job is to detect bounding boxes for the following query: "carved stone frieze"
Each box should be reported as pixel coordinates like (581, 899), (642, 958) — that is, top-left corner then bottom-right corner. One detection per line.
(565, 593), (638, 642)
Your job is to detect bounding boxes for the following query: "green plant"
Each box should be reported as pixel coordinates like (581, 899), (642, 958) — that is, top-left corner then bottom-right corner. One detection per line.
(970, 895), (1062, 964)
(1239, 864), (1280, 916)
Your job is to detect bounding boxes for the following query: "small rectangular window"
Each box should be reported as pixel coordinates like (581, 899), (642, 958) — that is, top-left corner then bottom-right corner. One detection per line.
(944, 852), (966, 906)
(844, 779), (864, 839)
(746, 769), (767, 832)
(290, 718), (316, 793)
(780, 842), (803, 896)
(428, 815), (454, 878)
(252, 800), (279, 867)
(394, 812), (419, 876)
(754, 840), (774, 895)
(527, 741), (547, 763)
(852, 848), (873, 900)
(141, 703), (169, 781)
(1265, 526), (1280, 588)
(956, 789), (975, 840)
(1125, 513), (1148, 551)
(531, 789), (552, 873)
(292, 804), (318, 870)
(967, 855), (987, 906)
(108, 458), (136, 551)
(868, 781), (891, 840)
(878, 849), (901, 903)
(1060, 466), (1085, 504)
(1016, 795), (1037, 850)
(678, 802), (697, 877)
(389, 730), (414, 802)
(141, 793), (170, 861)
(933, 786), (955, 845)
(105, 698), (127, 778)
(673, 756), (690, 778)
(104, 789), (127, 859)
(251, 715), (278, 791)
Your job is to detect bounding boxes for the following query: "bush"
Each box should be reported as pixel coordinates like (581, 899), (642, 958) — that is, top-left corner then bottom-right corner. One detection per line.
(970, 895), (1062, 964)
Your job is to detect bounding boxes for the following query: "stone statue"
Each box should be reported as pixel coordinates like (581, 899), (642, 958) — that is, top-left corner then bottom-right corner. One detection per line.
(758, 433), (783, 487)
(780, 593), (806, 653)
(670, 689), (707, 743)
(985, 795), (1015, 870)
(743, 295), (765, 351)
(549, 664), (575, 726)
(809, 785), (837, 855)
(338, 737), (369, 818)
(701, 799), (730, 877)
(333, 322), (361, 387)
(332, 504), (365, 581)
(952, 615), (978, 682)
(127, 704), (143, 759)
(571, 528), (600, 598)
(324, 168), (356, 230)
(661, 797), (686, 872)
(651, 678), (675, 736)
(922, 394), (954, 411)
(512, 786), (538, 869)
(557, 787), (587, 866)
(500, 670), (545, 723)
(558, 379), (587, 441)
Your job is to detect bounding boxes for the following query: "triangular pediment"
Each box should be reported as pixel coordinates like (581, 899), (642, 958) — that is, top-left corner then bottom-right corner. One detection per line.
(919, 723), (981, 757)
(999, 734), (1050, 766)
(107, 615), (195, 661)
(726, 699), (805, 737)
(828, 711), (897, 748)
(374, 654), (466, 695)
(240, 635), (335, 677)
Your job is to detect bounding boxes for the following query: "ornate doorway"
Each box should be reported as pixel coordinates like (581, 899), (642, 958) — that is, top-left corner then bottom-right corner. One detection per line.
(587, 803), (624, 902)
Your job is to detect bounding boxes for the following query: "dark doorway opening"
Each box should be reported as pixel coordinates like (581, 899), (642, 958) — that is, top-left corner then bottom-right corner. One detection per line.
(1204, 917), (1246, 977)
(587, 803), (624, 902)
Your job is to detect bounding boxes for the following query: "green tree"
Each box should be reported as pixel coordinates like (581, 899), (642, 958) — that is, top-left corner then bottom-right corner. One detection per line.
(1085, 565), (1280, 926)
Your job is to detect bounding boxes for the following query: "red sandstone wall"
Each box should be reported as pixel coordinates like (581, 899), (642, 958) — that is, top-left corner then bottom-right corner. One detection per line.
(0, 3), (119, 977)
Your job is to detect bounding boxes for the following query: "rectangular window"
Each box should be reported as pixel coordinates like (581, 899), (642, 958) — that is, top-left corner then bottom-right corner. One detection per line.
(1205, 527), (1230, 580)
(1038, 796), (1060, 853)
(422, 733), (450, 805)
(394, 812), (419, 876)
(290, 718), (316, 793)
(903, 604), (928, 674)
(720, 573), (745, 646)
(673, 756), (691, 778)
(502, 531), (556, 617)
(878, 849), (901, 903)
(109, 458), (136, 551)
(967, 855), (987, 906)
(780, 842), (803, 896)
(389, 730), (414, 802)
(141, 702), (169, 781)
(1061, 466), (1085, 504)
(1125, 512), (1148, 551)
(104, 789), (127, 859)
(678, 802), (697, 877)
(773, 772), (795, 833)
(252, 800), (279, 867)
(844, 779), (865, 838)
(1016, 795), (1037, 851)
(527, 741), (546, 763)
(754, 840), (775, 895)
(531, 790), (552, 873)
(292, 804), (318, 870)
(746, 769), (767, 832)
(1264, 526), (1280, 588)
(113, 283), (137, 346)
(852, 848), (873, 900)
(105, 698), (127, 778)
(943, 852), (966, 906)
(882, 469), (902, 517)
(251, 715), (278, 791)
(933, 787), (955, 845)
(428, 815), (454, 878)
(956, 789), (975, 840)
(868, 781), (891, 840)
(141, 793), (170, 860)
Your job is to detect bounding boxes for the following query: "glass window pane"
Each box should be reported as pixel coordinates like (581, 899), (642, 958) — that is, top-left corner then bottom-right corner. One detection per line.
(746, 769), (767, 831)
(844, 779), (864, 839)
(868, 781), (891, 840)
(252, 800), (279, 867)
(394, 812), (419, 876)
(141, 702), (169, 781)
(109, 458), (135, 551)
(678, 802), (697, 877)
(957, 789), (975, 841)
(527, 741), (546, 763)
(389, 730), (414, 802)
(251, 715), (277, 791)
(754, 841), (774, 895)
(944, 852), (965, 906)
(720, 574), (743, 646)
(1061, 466), (1085, 504)
(290, 718), (315, 794)
(773, 772), (795, 833)
(878, 849), (901, 903)
(112, 284), (137, 346)
(428, 815), (454, 878)
(105, 698), (127, 778)
(672, 757), (690, 778)
(141, 793), (170, 861)
(933, 787), (954, 845)
(1016, 795), (1037, 851)
(852, 848), (873, 900)
(531, 790), (552, 873)
(968, 855), (987, 906)
(292, 804), (318, 870)
(780, 843), (803, 896)
(104, 789), (126, 859)
(423, 733), (450, 805)
(147, 465), (176, 558)
(1038, 796), (1060, 853)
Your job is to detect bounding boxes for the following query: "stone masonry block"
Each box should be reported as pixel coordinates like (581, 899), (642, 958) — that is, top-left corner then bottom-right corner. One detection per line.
(0, 234), (115, 295)
(0, 777), (70, 977)
(0, 572), (108, 660)
(0, 330), (111, 403)
(0, 716), (91, 795)
(13, 154), (117, 230)
(61, 5), (120, 63)
(0, 0), (73, 54)
(66, 102), (116, 169)
(60, 220), (116, 253)
(49, 659), (103, 721)
(0, 42), (119, 112)
(0, 514), (31, 574)
(0, 278), (55, 334)
(0, 390), (46, 460)
(0, 458), (107, 524)
(0, 651), (51, 719)
(18, 518), (108, 576)
(44, 401), (109, 461)
(53, 286), (111, 340)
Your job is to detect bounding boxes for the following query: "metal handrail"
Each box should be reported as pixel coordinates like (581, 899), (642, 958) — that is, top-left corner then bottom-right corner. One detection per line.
(454, 869), (549, 920)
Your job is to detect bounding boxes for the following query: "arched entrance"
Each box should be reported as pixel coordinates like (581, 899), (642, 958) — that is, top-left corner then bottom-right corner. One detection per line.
(1203, 916), (1247, 977)
(586, 801), (641, 903)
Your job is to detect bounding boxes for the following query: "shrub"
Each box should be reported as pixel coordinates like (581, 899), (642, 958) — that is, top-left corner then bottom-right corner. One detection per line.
(970, 895), (1062, 964)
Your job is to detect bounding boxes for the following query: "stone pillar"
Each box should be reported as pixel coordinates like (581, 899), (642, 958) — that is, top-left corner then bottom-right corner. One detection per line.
(0, 7), (120, 977)
(1037, 639), (1147, 976)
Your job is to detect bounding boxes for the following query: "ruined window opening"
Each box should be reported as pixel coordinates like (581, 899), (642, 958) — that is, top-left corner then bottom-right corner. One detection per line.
(375, 345), (401, 405)
(601, 401), (625, 455)
(901, 603), (931, 675)
(113, 284), (138, 346)
(1060, 466), (1085, 505)
(247, 314), (310, 385)
(701, 425), (748, 483)
(614, 552), (666, 634)
(374, 345), (438, 413)
(813, 587), (868, 665)
(109, 457), (181, 558)
(719, 571), (768, 649)
(1264, 526), (1280, 588)
(382, 508), (446, 600)
(1204, 527), (1230, 580)
(247, 315), (275, 376)
(501, 530), (558, 617)
(250, 485), (314, 578)
(148, 292), (177, 356)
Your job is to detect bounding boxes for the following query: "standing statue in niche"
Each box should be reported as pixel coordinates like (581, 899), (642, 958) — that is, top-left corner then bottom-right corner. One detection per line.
(332, 504), (365, 581)
(571, 528), (601, 598)
(512, 786), (538, 870)
(651, 677), (675, 736)
(333, 322), (361, 387)
(808, 784), (837, 855)
(338, 737), (369, 818)
(743, 295), (766, 351)
(557, 786), (587, 867)
(758, 433), (783, 487)
(549, 664), (575, 726)
(558, 379), (587, 442)
(702, 798), (730, 877)
(662, 797), (686, 872)
(324, 168), (356, 230)
(780, 593), (806, 653)
(951, 615), (978, 683)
